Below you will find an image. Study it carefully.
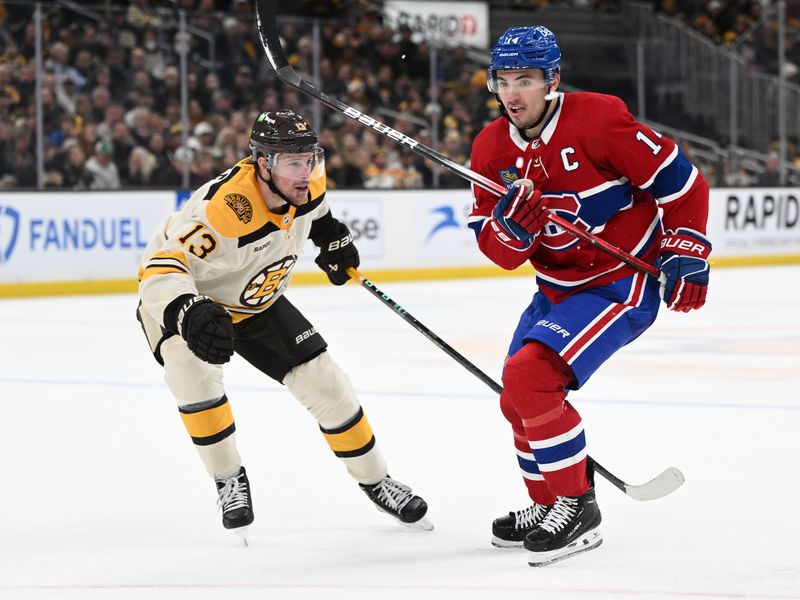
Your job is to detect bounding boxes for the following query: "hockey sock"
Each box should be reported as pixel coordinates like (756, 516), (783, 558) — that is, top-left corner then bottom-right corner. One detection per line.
(500, 392), (557, 505)
(502, 342), (590, 497)
(179, 395), (236, 446)
(178, 395), (242, 477)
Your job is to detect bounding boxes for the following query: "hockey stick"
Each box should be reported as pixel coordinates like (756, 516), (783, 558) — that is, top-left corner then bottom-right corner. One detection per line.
(254, 0), (660, 280)
(347, 267), (685, 501)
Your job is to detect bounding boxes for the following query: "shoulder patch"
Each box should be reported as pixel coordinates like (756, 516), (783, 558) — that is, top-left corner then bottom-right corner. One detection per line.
(499, 167), (519, 189)
(225, 193), (253, 224)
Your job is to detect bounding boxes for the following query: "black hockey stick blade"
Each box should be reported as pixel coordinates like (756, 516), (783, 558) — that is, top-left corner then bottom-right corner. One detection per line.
(348, 268), (684, 502)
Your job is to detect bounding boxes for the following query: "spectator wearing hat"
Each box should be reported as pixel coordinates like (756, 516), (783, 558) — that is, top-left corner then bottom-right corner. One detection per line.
(190, 121), (216, 152)
(85, 139), (120, 189)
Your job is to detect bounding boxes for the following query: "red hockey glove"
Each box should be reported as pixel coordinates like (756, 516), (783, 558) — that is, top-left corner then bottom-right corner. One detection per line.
(658, 229), (711, 312)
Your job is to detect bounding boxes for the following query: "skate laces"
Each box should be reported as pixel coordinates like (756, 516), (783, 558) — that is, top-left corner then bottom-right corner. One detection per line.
(216, 473), (249, 513)
(372, 477), (414, 512)
(514, 504), (548, 530)
(539, 496), (578, 534)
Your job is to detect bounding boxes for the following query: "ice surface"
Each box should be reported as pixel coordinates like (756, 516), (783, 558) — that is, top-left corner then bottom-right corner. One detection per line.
(1, 266), (798, 599)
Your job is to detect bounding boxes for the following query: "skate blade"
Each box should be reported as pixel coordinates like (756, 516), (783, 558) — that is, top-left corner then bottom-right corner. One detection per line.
(402, 516), (434, 531)
(491, 536), (525, 549)
(232, 526), (250, 547)
(373, 506), (434, 531)
(527, 530), (603, 567)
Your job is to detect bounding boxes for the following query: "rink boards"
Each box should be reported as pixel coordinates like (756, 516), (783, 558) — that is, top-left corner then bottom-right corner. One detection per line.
(0, 187), (798, 297)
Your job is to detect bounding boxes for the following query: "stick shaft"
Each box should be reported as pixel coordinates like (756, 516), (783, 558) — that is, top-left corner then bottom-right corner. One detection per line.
(254, 0), (659, 279)
(347, 268), (633, 497)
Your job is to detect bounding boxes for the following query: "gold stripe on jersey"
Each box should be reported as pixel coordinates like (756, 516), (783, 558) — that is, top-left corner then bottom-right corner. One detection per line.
(319, 407), (376, 458)
(138, 250), (191, 281)
(179, 396), (236, 446)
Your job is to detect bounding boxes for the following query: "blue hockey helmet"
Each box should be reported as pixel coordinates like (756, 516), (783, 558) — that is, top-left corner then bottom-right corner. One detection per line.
(488, 26), (561, 88)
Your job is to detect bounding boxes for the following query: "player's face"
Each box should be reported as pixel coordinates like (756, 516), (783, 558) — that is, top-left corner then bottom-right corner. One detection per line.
(496, 68), (552, 130)
(269, 149), (325, 204)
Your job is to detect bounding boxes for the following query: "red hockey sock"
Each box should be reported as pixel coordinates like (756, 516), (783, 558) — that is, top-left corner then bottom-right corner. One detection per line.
(500, 393), (556, 505)
(502, 342), (590, 497)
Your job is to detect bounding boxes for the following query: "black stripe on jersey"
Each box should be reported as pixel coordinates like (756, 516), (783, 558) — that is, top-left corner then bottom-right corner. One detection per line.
(147, 258), (190, 273)
(294, 192), (326, 217)
(236, 192), (326, 248)
(203, 166), (241, 201)
(237, 221), (280, 247)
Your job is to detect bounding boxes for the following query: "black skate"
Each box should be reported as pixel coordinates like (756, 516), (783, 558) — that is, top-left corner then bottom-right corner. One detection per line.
(360, 476), (433, 530)
(492, 503), (551, 548)
(215, 466), (254, 543)
(523, 487), (602, 566)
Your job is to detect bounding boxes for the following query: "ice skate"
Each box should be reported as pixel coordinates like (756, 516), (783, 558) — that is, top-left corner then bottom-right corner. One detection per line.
(491, 502), (551, 548)
(524, 487), (602, 566)
(215, 466), (254, 544)
(360, 476), (433, 530)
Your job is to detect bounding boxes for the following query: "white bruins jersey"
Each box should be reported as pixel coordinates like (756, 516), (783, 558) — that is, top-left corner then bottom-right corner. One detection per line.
(138, 157), (329, 325)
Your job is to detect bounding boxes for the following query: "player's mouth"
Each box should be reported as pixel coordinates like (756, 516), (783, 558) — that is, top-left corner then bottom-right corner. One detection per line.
(508, 104), (526, 117)
(294, 183), (309, 194)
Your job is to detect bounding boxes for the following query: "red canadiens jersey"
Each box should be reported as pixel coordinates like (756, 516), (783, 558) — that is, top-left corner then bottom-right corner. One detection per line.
(469, 92), (709, 302)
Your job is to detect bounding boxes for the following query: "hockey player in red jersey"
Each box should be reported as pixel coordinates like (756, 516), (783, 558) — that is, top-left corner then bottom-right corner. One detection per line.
(469, 27), (711, 566)
(136, 110), (431, 541)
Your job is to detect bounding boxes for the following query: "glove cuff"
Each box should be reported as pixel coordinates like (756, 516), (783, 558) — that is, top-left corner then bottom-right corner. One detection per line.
(660, 230), (711, 259)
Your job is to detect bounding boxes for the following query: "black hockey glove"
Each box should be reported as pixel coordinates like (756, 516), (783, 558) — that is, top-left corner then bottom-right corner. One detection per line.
(314, 221), (359, 286)
(172, 295), (234, 364)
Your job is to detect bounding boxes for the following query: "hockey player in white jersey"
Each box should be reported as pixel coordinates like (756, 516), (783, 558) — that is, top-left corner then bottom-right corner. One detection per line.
(136, 109), (430, 539)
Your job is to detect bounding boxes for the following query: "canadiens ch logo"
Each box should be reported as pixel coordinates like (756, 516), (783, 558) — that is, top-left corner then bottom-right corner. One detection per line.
(224, 193), (253, 224)
(499, 167), (519, 189)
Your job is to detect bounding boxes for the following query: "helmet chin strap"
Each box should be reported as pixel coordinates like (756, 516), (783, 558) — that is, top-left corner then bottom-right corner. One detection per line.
(255, 160), (302, 208)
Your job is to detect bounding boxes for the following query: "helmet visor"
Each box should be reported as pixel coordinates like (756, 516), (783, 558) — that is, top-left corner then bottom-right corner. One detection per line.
(270, 147), (325, 183)
(487, 71), (550, 93)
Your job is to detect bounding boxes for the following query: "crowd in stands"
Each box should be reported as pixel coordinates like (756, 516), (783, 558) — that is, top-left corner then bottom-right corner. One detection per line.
(0, 0), (491, 191)
(0, 0), (797, 191)
(655, 0), (800, 81)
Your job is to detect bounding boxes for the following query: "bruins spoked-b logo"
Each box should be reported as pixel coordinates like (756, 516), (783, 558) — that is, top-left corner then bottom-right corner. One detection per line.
(240, 255), (296, 307)
(225, 193), (253, 224)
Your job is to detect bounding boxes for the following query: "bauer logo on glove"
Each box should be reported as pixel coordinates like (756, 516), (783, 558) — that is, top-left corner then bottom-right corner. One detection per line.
(314, 220), (359, 285)
(658, 228), (711, 313)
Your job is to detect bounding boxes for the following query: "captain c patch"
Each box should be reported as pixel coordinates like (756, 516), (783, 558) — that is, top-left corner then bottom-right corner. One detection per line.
(225, 193), (253, 224)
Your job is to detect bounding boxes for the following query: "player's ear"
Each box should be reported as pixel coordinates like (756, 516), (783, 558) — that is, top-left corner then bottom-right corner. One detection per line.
(257, 156), (271, 180)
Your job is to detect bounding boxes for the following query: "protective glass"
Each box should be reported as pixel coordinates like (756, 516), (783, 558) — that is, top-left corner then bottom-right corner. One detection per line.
(487, 73), (550, 94)
(270, 147), (325, 182)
